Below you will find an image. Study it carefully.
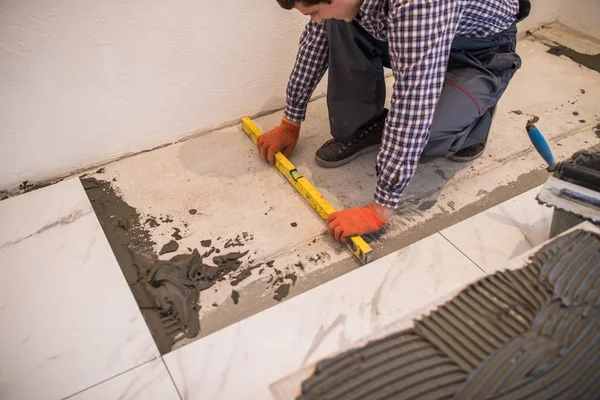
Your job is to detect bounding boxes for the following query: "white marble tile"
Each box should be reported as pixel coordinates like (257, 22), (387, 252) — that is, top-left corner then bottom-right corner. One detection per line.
(501, 221), (600, 272)
(269, 220), (600, 399)
(69, 360), (180, 400)
(440, 185), (553, 273)
(0, 178), (93, 248)
(163, 233), (483, 400)
(0, 179), (158, 400)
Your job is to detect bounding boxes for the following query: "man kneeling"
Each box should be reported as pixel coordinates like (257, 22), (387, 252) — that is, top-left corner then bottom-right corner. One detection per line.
(257, 0), (530, 243)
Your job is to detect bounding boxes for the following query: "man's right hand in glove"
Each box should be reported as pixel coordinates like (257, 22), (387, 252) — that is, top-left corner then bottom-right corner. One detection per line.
(257, 118), (300, 164)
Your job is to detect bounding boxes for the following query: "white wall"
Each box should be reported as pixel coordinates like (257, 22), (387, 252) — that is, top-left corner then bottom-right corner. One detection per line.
(0, 0), (571, 191)
(518, 0), (561, 33)
(0, 0), (322, 190)
(558, 0), (600, 39)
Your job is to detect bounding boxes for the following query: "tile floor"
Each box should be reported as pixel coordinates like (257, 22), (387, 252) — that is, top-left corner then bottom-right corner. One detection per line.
(68, 360), (180, 400)
(0, 177), (557, 399)
(440, 186), (553, 272)
(76, 25), (600, 343)
(1, 21), (596, 400)
(0, 178), (159, 400)
(163, 233), (485, 400)
(161, 186), (555, 400)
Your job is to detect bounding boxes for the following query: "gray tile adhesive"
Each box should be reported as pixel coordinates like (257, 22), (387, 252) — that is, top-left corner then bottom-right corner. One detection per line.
(81, 177), (271, 354)
(298, 229), (600, 399)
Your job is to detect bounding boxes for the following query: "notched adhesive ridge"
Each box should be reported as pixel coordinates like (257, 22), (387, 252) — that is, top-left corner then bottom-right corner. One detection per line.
(299, 230), (600, 399)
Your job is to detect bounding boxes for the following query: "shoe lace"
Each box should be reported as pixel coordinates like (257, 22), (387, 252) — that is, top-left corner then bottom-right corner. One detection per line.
(330, 121), (380, 153)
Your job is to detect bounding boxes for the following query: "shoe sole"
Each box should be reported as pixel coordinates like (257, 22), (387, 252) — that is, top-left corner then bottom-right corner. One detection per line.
(447, 150), (485, 163)
(315, 145), (381, 168)
(449, 105), (495, 163)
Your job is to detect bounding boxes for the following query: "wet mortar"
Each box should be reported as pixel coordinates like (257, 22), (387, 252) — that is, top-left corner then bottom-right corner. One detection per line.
(299, 229), (600, 399)
(526, 115), (540, 126)
(81, 177), (297, 354)
(231, 290), (240, 305)
(547, 44), (600, 73)
(8, 34), (599, 357)
(274, 284), (291, 302)
(171, 228), (183, 240)
(159, 240), (179, 255)
(73, 126), (600, 348)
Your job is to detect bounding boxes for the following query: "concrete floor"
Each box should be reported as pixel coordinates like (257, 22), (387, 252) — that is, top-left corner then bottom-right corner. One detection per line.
(82, 23), (600, 348)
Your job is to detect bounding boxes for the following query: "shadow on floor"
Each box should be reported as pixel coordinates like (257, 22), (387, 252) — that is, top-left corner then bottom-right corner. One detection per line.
(363, 156), (472, 243)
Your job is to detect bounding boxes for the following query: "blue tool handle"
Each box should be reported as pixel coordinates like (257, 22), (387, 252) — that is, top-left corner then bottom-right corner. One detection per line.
(526, 124), (555, 168)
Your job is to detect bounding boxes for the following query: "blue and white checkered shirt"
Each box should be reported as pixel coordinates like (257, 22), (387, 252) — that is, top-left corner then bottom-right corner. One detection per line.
(284, 0), (519, 208)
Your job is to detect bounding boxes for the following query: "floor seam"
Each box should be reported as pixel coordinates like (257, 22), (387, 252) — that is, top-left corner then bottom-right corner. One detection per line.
(162, 357), (184, 400)
(60, 358), (157, 400)
(439, 232), (487, 274)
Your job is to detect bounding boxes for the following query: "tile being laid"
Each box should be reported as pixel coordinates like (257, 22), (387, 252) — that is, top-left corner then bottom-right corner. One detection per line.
(0, 178), (158, 400)
(163, 233), (484, 400)
(68, 359), (180, 400)
(440, 185), (553, 273)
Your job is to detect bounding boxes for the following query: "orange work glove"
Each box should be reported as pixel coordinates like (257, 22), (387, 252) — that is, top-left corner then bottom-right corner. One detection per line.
(257, 118), (300, 164)
(327, 204), (388, 244)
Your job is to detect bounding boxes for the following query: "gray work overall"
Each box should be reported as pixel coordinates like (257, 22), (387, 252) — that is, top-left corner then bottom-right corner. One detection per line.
(325, 16), (521, 157)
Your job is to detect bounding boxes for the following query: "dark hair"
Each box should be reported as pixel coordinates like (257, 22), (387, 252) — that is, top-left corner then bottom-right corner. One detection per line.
(276, 0), (332, 10)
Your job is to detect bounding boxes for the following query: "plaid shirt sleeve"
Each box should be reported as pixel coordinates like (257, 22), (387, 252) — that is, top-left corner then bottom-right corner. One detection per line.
(284, 21), (329, 124)
(374, 1), (460, 209)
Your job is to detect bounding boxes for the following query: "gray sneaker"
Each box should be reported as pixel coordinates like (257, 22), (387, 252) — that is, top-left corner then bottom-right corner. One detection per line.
(315, 110), (388, 168)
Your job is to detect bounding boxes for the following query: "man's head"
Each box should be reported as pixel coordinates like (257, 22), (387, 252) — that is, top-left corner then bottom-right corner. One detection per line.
(277, 0), (363, 24)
